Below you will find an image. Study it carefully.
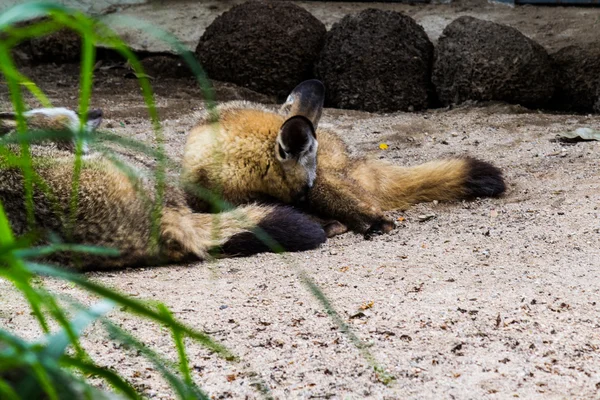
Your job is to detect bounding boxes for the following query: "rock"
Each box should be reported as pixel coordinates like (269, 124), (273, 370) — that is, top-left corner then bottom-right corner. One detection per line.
(432, 16), (554, 109)
(550, 45), (600, 113)
(140, 55), (193, 79)
(418, 214), (436, 222)
(211, 80), (277, 103)
(28, 28), (82, 64)
(2, 19), (80, 66)
(316, 9), (434, 113)
(195, 0), (326, 98)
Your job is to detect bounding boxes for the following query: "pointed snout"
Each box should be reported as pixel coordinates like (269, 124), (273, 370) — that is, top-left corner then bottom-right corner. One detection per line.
(294, 183), (313, 207)
(87, 109), (103, 120)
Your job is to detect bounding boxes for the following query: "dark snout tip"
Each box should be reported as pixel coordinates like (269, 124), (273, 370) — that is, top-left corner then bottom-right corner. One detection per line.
(87, 109), (103, 120)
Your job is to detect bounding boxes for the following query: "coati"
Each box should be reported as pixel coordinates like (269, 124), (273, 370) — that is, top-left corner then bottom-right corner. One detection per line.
(0, 107), (326, 270)
(181, 80), (506, 238)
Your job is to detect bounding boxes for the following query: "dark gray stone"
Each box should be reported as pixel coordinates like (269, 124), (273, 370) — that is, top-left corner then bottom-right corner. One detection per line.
(316, 9), (434, 113)
(551, 45), (600, 113)
(195, 0), (326, 98)
(433, 16), (554, 109)
(28, 28), (82, 64)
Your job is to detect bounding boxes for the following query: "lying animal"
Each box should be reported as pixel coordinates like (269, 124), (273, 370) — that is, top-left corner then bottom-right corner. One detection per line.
(0, 107), (326, 270)
(181, 80), (505, 237)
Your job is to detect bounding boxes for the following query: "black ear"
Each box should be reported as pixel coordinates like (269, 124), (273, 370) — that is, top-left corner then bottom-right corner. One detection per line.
(282, 79), (325, 130)
(279, 115), (314, 157)
(84, 108), (103, 130)
(87, 109), (103, 120)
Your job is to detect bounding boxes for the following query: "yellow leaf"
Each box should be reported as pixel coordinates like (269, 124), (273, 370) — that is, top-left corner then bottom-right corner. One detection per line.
(360, 300), (374, 310)
(379, 143), (389, 150)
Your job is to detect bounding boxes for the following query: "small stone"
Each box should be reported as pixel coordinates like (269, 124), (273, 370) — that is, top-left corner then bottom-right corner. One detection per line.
(418, 214), (436, 222)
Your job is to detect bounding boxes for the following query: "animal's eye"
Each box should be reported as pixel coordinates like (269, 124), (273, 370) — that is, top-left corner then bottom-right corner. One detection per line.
(278, 145), (287, 159)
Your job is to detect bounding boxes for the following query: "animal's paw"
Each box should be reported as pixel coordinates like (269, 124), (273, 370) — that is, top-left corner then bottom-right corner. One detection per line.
(364, 217), (395, 240)
(323, 220), (348, 238)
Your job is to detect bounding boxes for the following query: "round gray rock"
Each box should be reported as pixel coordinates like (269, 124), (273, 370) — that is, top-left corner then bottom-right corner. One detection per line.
(551, 45), (600, 113)
(316, 9), (434, 113)
(195, 0), (326, 98)
(28, 29), (82, 64)
(433, 16), (554, 108)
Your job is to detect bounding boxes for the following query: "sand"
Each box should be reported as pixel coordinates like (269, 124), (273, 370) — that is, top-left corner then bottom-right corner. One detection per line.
(1, 1), (600, 398)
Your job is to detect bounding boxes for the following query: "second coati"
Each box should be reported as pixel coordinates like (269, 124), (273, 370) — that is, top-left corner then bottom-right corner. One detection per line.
(0, 107), (326, 270)
(181, 80), (506, 237)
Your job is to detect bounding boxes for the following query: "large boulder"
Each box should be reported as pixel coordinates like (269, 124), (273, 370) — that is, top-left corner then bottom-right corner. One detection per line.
(195, 0), (326, 98)
(316, 9), (434, 113)
(550, 45), (600, 113)
(3, 20), (81, 66)
(432, 16), (554, 109)
(28, 28), (82, 64)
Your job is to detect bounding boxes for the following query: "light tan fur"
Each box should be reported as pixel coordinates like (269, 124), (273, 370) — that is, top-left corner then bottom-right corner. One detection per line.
(182, 97), (503, 237)
(182, 104), (309, 207)
(314, 129), (475, 211)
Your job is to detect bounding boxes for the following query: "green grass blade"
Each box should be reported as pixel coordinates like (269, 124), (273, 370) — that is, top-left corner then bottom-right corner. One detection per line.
(37, 288), (89, 361)
(299, 272), (395, 384)
(103, 323), (209, 400)
(0, 267), (50, 333)
(61, 356), (141, 400)
(24, 262), (237, 361)
(14, 243), (120, 259)
(0, 1), (72, 29)
(0, 378), (19, 400)
(68, 16), (96, 239)
(158, 305), (192, 386)
(0, 200), (51, 333)
(21, 360), (59, 400)
(41, 299), (114, 359)
(0, 46), (35, 228)
(100, 14), (216, 111)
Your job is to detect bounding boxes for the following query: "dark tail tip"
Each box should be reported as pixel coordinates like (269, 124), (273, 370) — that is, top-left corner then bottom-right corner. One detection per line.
(219, 206), (326, 257)
(464, 157), (506, 198)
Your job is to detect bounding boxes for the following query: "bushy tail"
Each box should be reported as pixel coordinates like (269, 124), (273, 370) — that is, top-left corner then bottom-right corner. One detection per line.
(350, 157), (505, 211)
(161, 204), (326, 261)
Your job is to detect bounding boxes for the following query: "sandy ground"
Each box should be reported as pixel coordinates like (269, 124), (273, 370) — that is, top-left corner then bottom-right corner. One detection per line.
(1, 64), (599, 399)
(1, 1), (600, 399)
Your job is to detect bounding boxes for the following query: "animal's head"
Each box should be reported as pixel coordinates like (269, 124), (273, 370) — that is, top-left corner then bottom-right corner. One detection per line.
(276, 80), (324, 204)
(0, 107), (103, 153)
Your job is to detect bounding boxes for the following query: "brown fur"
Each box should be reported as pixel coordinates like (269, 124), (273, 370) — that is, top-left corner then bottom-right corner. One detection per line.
(182, 100), (505, 237)
(0, 109), (324, 270)
(182, 103), (309, 207)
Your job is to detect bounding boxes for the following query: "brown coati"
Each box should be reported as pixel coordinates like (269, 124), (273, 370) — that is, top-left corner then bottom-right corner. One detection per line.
(181, 80), (506, 238)
(0, 107), (326, 270)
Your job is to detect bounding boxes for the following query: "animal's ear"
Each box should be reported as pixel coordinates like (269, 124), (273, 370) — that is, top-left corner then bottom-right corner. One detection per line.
(0, 112), (17, 134)
(278, 115), (315, 159)
(84, 108), (103, 131)
(280, 79), (325, 131)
